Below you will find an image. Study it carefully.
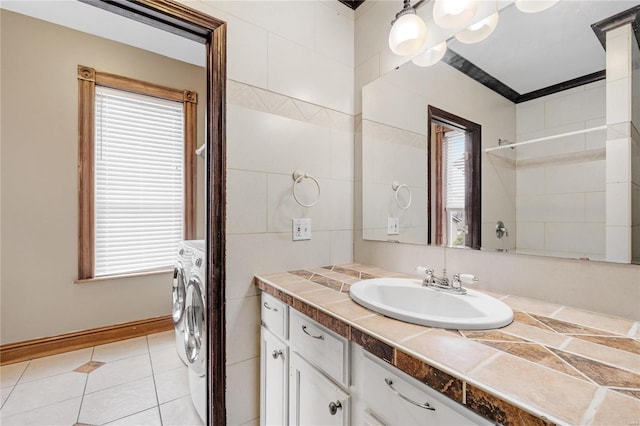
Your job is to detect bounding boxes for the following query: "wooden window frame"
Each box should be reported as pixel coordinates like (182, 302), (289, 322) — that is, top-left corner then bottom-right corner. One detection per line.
(427, 105), (482, 249)
(77, 65), (197, 280)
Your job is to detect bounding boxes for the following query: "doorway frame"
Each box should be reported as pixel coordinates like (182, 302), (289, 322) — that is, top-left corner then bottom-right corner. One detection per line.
(82, 1), (227, 423)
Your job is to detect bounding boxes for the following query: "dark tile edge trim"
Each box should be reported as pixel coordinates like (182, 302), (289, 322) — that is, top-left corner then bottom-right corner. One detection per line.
(591, 5), (640, 50)
(254, 278), (556, 426)
(337, 0), (365, 10)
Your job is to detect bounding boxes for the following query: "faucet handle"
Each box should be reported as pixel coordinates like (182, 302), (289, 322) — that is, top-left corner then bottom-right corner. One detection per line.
(458, 274), (478, 284)
(415, 266), (433, 276)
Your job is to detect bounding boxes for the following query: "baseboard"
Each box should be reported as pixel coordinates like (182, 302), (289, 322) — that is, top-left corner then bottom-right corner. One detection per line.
(0, 315), (173, 365)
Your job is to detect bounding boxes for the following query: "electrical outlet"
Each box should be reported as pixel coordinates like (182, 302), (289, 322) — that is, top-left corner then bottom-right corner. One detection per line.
(292, 218), (311, 241)
(387, 217), (399, 235)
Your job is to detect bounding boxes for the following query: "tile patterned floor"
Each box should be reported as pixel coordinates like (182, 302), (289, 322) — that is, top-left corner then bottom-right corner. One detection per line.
(0, 331), (203, 426)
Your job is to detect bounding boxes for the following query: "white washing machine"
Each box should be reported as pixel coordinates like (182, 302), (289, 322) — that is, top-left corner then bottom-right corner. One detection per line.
(172, 240), (203, 365)
(184, 243), (206, 422)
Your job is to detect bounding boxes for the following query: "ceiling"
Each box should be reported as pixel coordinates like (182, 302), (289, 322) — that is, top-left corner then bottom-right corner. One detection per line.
(0, 0), (204, 66)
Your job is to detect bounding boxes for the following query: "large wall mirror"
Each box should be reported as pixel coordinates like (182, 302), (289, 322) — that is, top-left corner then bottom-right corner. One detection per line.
(1, 1), (225, 423)
(362, 0), (640, 264)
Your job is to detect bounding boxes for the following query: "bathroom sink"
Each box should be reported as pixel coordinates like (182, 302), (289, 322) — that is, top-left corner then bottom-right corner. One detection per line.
(349, 278), (513, 330)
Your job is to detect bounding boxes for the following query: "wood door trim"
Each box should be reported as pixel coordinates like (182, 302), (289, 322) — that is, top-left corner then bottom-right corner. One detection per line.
(0, 315), (173, 365)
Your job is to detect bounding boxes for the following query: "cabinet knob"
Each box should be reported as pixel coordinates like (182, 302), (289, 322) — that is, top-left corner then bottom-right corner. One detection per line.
(328, 400), (342, 415)
(271, 349), (283, 359)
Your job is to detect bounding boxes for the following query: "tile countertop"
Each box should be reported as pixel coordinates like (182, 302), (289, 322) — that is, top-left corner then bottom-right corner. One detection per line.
(254, 264), (640, 426)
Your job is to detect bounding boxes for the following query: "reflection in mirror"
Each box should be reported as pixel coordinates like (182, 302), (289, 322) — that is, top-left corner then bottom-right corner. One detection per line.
(427, 106), (481, 249)
(362, 1), (639, 264)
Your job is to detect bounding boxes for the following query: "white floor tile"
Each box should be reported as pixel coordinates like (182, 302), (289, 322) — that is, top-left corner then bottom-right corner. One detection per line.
(159, 395), (204, 426)
(155, 365), (190, 404)
(78, 376), (157, 425)
(0, 362), (29, 388)
(147, 330), (175, 353)
(19, 348), (92, 384)
(85, 354), (152, 394)
(92, 336), (149, 363)
(150, 346), (184, 374)
(0, 396), (81, 426)
(0, 372), (86, 418)
(105, 407), (162, 425)
(1, 386), (14, 408)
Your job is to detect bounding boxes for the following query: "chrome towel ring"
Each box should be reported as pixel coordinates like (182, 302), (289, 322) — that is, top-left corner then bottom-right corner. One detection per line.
(392, 181), (412, 210)
(292, 170), (321, 207)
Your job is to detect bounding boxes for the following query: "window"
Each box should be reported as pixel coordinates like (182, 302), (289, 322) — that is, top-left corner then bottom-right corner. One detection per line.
(443, 130), (466, 247)
(78, 65), (197, 279)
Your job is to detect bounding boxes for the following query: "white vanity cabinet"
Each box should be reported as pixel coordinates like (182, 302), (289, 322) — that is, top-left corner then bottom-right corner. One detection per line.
(260, 293), (350, 426)
(260, 293), (289, 426)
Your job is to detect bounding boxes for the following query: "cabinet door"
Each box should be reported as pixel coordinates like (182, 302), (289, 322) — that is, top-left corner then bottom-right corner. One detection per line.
(260, 327), (288, 426)
(290, 353), (350, 426)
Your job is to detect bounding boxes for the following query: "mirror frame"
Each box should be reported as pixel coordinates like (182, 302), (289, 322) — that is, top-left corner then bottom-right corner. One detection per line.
(83, 1), (227, 423)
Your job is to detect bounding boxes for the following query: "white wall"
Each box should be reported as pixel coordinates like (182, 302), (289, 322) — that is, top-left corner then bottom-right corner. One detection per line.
(186, 1), (355, 424)
(515, 81), (607, 259)
(354, 1), (640, 321)
(0, 10), (206, 344)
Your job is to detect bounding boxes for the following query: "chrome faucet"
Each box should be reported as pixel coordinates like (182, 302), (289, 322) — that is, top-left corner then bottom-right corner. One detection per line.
(417, 267), (476, 295)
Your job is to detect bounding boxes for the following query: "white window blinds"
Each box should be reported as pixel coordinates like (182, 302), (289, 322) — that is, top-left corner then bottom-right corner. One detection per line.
(94, 86), (184, 277)
(443, 130), (466, 210)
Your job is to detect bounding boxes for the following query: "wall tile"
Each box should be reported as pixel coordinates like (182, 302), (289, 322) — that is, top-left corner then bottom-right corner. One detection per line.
(268, 33), (354, 114)
(330, 129), (355, 181)
(517, 168), (545, 195)
(354, 0), (395, 67)
(606, 182), (631, 227)
(607, 78), (631, 125)
(586, 192), (606, 223)
(544, 193), (586, 223)
(516, 222), (545, 251)
(545, 84), (605, 129)
(606, 25), (632, 82)
(331, 230), (354, 265)
(355, 54), (381, 114)
(545, 161), (605, 194)
(226, 105), (273, 173)
(329, 179), (354, 230)
(267, 173), (331, 233)
(606, 138), (631, 183)
(545, 223), (605, 255)
(314, 1), (354, 67)
(226, 170), (267, 234)
(209, 0), (315, 50)
(226, 296), (261, 365)
(516, 101), (545, 135)
(606, 225), (632, 263)
(226, 357), (260, 426)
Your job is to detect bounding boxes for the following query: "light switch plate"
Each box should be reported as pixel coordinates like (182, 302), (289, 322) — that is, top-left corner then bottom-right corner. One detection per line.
(292, 218), (311, 241)
(387, 217), (399, 235)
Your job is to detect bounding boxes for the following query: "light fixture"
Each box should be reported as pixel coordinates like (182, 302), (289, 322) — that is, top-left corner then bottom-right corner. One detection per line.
(388, 0), (428, 56)
(455, 12), (499, 44)
(514, 0), (559, 13)
(412, 41), (447, 67)
(433, 0), (479, 29)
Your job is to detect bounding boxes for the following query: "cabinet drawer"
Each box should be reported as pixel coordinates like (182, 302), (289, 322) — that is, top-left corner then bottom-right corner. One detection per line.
(362, 354), (492, 425)
(261, 292), (288, 340)
(290, 310), (349, 387)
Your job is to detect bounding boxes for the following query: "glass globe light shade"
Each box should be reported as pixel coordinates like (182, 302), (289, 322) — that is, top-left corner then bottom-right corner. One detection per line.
(412, 41), (447, 67)
(455, 12), (499, 44)
(515, 0), (559, 13)
(389, 13), (428, 56)
(433, 0), (479, 29)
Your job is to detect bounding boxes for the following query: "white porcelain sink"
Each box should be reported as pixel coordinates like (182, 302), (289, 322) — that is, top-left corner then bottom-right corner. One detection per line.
(349, 278), (513, 330)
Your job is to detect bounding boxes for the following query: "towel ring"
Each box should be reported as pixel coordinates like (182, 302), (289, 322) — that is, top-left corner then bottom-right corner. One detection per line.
(292, 170), (321, 207)
(392, 181), (412, 210)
